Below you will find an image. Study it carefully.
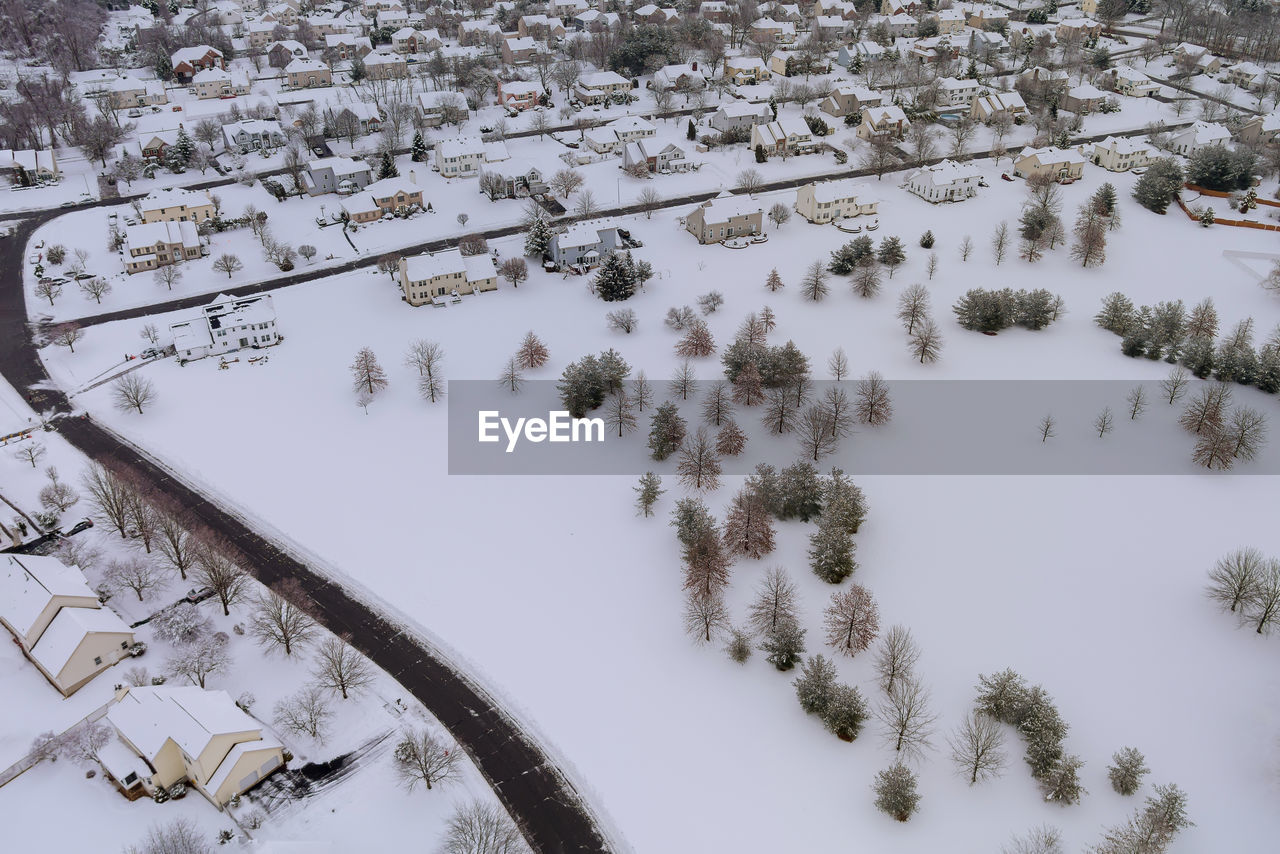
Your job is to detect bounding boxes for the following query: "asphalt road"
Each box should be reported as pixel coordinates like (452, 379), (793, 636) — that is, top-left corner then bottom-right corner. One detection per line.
(0, 213), (611, 852)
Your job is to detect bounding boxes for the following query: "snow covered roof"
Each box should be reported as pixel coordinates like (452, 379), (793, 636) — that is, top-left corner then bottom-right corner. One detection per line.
(1093, 136), (1154, 156)
(938, 76), (977, 91)
(501, 80), (541, 96)
(436, 135), (484, 158)
(578, 70), (629, 89)
(203, 293), (276, 330)
(505, 36), (537, 50)
(192, 68), (231, 84)
(141, 187), (212, 211)
(864, 105), (908, 124)
(205, 732), (284, 795)
(610, 115), (656, 134)
(402, 248), (467, 281)
(172, 45), (223, 64)
(108, 686), (261, 764)
(807, 178), (873, 203)
(309, 155), (369, 176)
(693, 195), (763, 223)
(1017, 145), (1086, 165)
(286, 58), (328, 72)
(1068, 83), (1106, 99)
(1173, 121), (1231, 145)
(717, 100), (771, 118)
(0, 555), (96, 642)
(725, 56), (768, 70)
(908, 158), (981, 187)
(973, 91), (1026, 113)
(556, 222), (613, 249)
(30, 606), (131, 678)
(463, 253), (496, 281)
(126, 221), (200, 252)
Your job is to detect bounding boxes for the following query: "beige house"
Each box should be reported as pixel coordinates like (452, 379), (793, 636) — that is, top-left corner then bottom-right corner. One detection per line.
(1238, 112), (1280, 146)
(364, 51), (408, 79)
(191, 68), (250, 99)
(795, 179), (878, 223)
(103, 686), (284, 808)
(108, 77), (169, 111)
(572, 71), (631, 105)
(1013, 146), (1086, 181)
(125, 220), (203, 273)
(344, 176), (424, 222)
(818, 84), (882, 118)
(0, 554), (135, 696)
(723, 56), (770, 85)
(140, 187), (216, 224)
(970, 90), (1027, 122)
(856, 105), (910, 140)
(1062, 83), (1107, 114)
(399, 248), (497, 304)
(684, 194), (764, 244)
(1106, 66), (1160, 98)
(751, 117), (817, 155)
(1086, 136), (1154, 172)
(286, 58), (332, 88)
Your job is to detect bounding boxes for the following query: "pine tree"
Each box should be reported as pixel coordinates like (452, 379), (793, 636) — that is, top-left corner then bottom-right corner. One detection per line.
(634, 472), (664, 517)
(410, 131), (428, 162)
(778, 461), (823, 521)
(687, 118), (696, 140)
(1092, 182), (1118, 218)
(1108, 747), (1149, 796)
(594, 252), (637, 301)
(722, 487), (775, 559)
(1186, 298), (1218, 338)
(716, 420), (747, 456)
(765, 268), (784, 292)
(1094, 292), (1136, 334)
(919, 229), (935, 248)
(794, 654), (837, 715)
(822, 469), (868, 533)
(822, 683), (869, 741)
(1133, 158), (1183, 213)
(557, 356), (606, 417)
(524, 214), (553, 257)
(377, 151), (399, 180)
(171, 126), (194, 166)
(876, 236), (906, 278)
(648, 402), (687, 460)
(760, 619), (806, 671)
(808, 514), (856, 583)
(1181, 335), (1215, 378)
(1041, 754), (1086, 805)
(873, 763), (921, 821)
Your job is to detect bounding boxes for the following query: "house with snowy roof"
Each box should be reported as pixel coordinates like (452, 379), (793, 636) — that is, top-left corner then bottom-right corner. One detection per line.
(1086, 136), (1155, 172)
(906, 159), (981, 203)
(344, 175), (425, 222)
(1223, 61), (1268, 91)
(0, 148), (60, 181)
(140, 187), (216, 224)
(970, 90), (1026, 122)
(723, 55), (770, 85)
(684, 194), (764, 243)
(622, 140), (692, 174)
(573, 70), (632, 105)
(1238, 112), (1280, 146)
(171, 45), (225, 81)
(1063, 82), (1107, 114)
(937, 77), (979, 107)
(819, 84), (883, 119)
(302, 155), (373, 196)
(125, 220), (204, 273)
(1013, 146), (1086, 181)
(548, 222), (622, 269)
(108, 76), (169, 111)
(0, 554), (135, 696)
(857, 105), (910, 140)
(1169, 121), (1231, 156)
(751, 116), (817, 154)
(652, 63), (707, 91)
(102, 685), (284, 808)
(169, 294), (280, 361)
(710, 100), (773, 133)
(222, 119), (286, 154)
(191, 68), (251, 99)
(286, 58), (332, 89)
(795, 179), (879, 223)
(398, 248), (498, 305)
(1105, 66), (1160, 98)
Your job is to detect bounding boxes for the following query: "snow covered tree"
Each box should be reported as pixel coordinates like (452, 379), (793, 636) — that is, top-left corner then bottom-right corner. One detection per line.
(949, 711), (1007, 785)
(129, 819), (211, 854)
(249, 584), (318, 656)
(873, 626), (921, 698)
(1179, 383), (1230, 434)
(1186, 298), (1219, 339)
(824, 584), (879, 656)
(1071, 202), (1107, 267)
(516, 331), (549, 369)
(634, 472), (664, 517)
(410, 130), (428, 162)
(725, 626), (752, 664)
(1095, 292), (1136, 334)
(394, 727), (462, 791)
(682, 528), (731, 603)
(1207, 547), (1266, 614)
(1133, 158), (1183, 213)
(273, 685), (332, 740)
(676, 427), (721, 491)
(1041, 754), (1086, 805)
(731, 361), (764, 406)
(1094, 783), (1193, 854)
(897, 284), (931, 335)
(873, 763), (921, 821)
(716, 421), (747, 457)
(765, 268), (784, 292)
(877, 675), (938, 761)
(440, 802), (527, 854)
(748, 566), (798, 637)
(722, 486), (775, 559)
(777, 461), (823, 521)
(1004, 825), (1064, 854)
(103, 556), (164, 602)
(149, 603), (211, 645)
(524, 214), (553, 258)
(648, 402), (687, 461)
(594, 252), (637, 301)
(607, 308), (638, 334)
(909, 319), (944, 364)
(697, 290), (725, 315)
(676, 319), (716, 358)
(851, 255), (881, 298)
(794, 654), (838, 715)
(992, 221), (1010, 265)
(760, 618), (806, 671)
(192, 539), (248, 617)
(855, 371), (893, 425)
(350, 347), (389, 396)
(821, 682), (869, 741)
(377, 150), (399, 179)
(1108, 747), (1149, 796)
(876, 236), (906, 278)
(558, 355), (607, 417)
(809, 514), (856, 584)
(166, 634), (229, 688)
(313, 637), (375, 700)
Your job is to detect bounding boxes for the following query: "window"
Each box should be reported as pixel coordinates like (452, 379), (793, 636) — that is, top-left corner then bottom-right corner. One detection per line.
(94, 656), (102, 665)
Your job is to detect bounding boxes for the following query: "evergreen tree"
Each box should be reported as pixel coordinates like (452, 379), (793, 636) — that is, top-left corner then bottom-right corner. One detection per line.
(634, 472), (664, 517)
(1181, 335), (1215, 378)
(648, 402), (687, 461)
(744, 463), (782, 517)
(1095, 292), (1136, 335)
(594, 252), (638, 301)
(760, 619), (806, 671)
(725, 627), (752, 663)
(1041, 754), (1086, 805)
(777, 461), (823, 521)
(1133, 158), (1183, 214)
(873, 763), (921, 821)
(821, 469), (868, 534)
(1092, 182), (1118, 218)
(821, 683), (869, 741)
(828, 238), (874, 274)
(754, 144), (767, 163)
(597, 348), (631, 393)
(794, 654), (838, 715)
(377, 151), (399, 180)
(954, 288), (1017, 332)
(1255, 343), (1280, 393)
(876, 236), (906, 278)
(171, 126), (194, 166)
(410, 130), (428, 162)
(671, 497), (716, 551)
(524, 214), (553, 257)
(1017, 289), (1061, 330)
(687, 119), (696, 140)
(809, 513), (856, 583)
(919, 229), (935, 248)
(557, 355), (606, 416)
(765, 268), (784, 292)
(1108, 747), (1149, 796)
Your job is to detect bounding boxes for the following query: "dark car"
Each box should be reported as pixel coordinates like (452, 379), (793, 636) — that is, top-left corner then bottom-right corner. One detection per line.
(63, 518), (94, 536)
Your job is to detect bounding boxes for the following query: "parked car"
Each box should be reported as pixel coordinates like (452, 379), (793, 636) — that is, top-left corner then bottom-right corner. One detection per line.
(63, 518), (94, 536)
(59, 200), (75, 208)
(977, 178), (989, 187)
(73, 273), (95, 281)
(141, 347), (162, 359)
(1001, 173), (1014, 182)
(185, 587), (216, 604)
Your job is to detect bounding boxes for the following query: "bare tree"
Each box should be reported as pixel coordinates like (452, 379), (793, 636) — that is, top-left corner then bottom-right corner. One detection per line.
(677, 427), (722, 491)
(828, 347), (849, 381)
(748, 566), (798, 636)
(800, 260), (829, 301)
(104, 555), (165, 602)
(57, 720), (112, 765)
(1094, 406), (1115, 438)
(498, 257), (529, 288)
(166, 634), (230, 688)
(394, 727), (463, 791)
(440, 802), (527, 854)
(13, 441), (46, 468)
(192, 538), (249, 616)
(78, 277), (111, 304)
(926, 252), (939, 280)
(129, 819), (213, 854)
(797, 405), (839, 461)
(701, 382), (735, 427)
(1223, 407), (1268, 462)
(112, 373), (157, 414)
(313, 636), (375, 699)
(550, 168), (584, 197)
(153, 512), (195, 580)
(669, 359), (696, 401)
(39, 466), (79, 513)
(1038, 413), (1056, 443)
(851, 256), (882, 298)
(249, 584), (318, 656)
(572, 189), (599, 220)
(1179, 383), (1231, 434)
(498, 357), (524, 394)
(1002, 825), (1063, 854)
(1247, 559), (1280, 634)
(273, 685), (332, 740)
(211, 254), (243, 278)
(149, 603), (211, 646)
(877, 675), (938, 762)
(33, 279), (62, 306)
(734, 168), (763, 195)
(605, 391), (637, 437)
(1161, 366), (1189, 405)
(1126, 385), (1148, 420)
(824, 584), (879, 657)
(82, 463), (131, 536)
(949, 711), (1007, 784)
(153, 263), (183, 291)
(874, 625), (921, 695)
(909, 319), (943, 364)
(683, 590), (731, 644)
(855, 372), (893, 425)
(516, 331), (549, 369)
(636, 186), (662, 219)
(351, 347), (389, 397)
(992, 221), (1010, 265)
(607, 308), (638, 334)
(1207, 547), (1266, 614)
(140, 324), (160, 346)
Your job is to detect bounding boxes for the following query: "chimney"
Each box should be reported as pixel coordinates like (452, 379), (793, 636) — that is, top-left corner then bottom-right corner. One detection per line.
(410, 170), (416, 184)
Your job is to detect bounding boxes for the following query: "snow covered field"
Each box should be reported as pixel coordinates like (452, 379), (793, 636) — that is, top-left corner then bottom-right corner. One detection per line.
(32, 155), (1280, 851)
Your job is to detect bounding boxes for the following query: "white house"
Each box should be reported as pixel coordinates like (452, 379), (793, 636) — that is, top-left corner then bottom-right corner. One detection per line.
(434, 135), (486, 177)
(170, 294), (280, 362)
(124, 220), (203, 274)
(795, 178), (879, 223)
(710, 100), (773, 133)
(221, 119), (286, 154)
(398, 248), (498, 305)
(622, 140), (692, 173)
(937, 77), (979, 108)
(1087, 136), (1155, 172)
(1168, 121), (1231, 156)
(906, 159), (981, 203)
(751, 116), (817, 154)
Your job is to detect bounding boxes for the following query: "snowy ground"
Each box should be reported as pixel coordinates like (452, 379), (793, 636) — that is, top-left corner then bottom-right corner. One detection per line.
(28, 151), (1280, 852)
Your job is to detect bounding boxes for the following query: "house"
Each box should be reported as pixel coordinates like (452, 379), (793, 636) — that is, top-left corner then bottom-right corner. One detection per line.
(583, 126), (623, 155)
(685, 194), (764, 243)
(434, 135), (486, 177)
(222, 119), (286, 154)
(246, 21), (281, 49)
(266, 40), (309, 68)
(813, 15), (848, 40)
(399, 248), (497, 304)
(124, 220), (203, 273)
(1063, 82), (1107, 114)
(480, 161), (548, 198)
(457, 20), (502, 46)
(418, 90), (468, 126)
(548, 223), (621, 268)
(723, 56), (770, 85)
(0, 554), (135, 697)
(1081, 0), (1097, 13)
(517, 14), (565, 39)
(286, 58), (332, 88)
(700, 1), (733, 23)
(652, 63), (706, 91)
(501, 36), (538, 66)
(1238, 112), (1280, 146)
(1019, 65), (1069, 95)
(0, 148), (60, 182)
(836, 41), (886, 68)
(550, 0), (589, 17)
(857, 105), (910, 140)
(191, 68), (250, 100)
(573, 71), (631, 105)
(136, 131), (177, 162)
(302, 155), (373, 196)
(1173, 42), (1222, 74)
(324, 33), (373, 60)
(376, 8), (409, 28)
(883, 13), (918, 38)
(364, 51), (408, 79)
(966, 5), (1009, 29)
(1013, 146), (1086, 181)
(1106, 66), (1160, 98)
(880, 0), (923, 13)
(910, 36), (960, 63)
(970, 90), (1026, 122)
(573, 9), (621, 30)
(498, 80), (542, 111)
(1087, 136), (1155, 172)
(140, 187), (215, 224)
(325, 102), (383, 137)
(937, 77), (980, 107)
(1056, 17), (1102, 41)
(906, 159), (981, 202)
(345, 176), (424, 222)
(609, 115), (657, 145)
(751, 116), (817, 154)
(711, 100), (774, 133)
(102, 685), (284, 808)
(1224, 61), (1268, 91)
(819, 85), (883, 119)
(108, 77), (168, 110)
(392, 27), (443, 53)
(635, 3), (680, 24)
(795, 179), (879, 223)
(935, 8), (967, 34)
(1169, 121), (1231, 156)
(170, 294), (280, 361)
(171, 45), (225, 81)
(751, 19), (796, 44)
(622, 139), (692, 173)
(967, 29), (1008, 58)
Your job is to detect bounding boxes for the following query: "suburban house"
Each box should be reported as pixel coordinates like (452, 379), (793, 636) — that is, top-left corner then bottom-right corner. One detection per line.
(857, 105), (911, 140)
(684, 194), (764, 244)
(967, 5), (1010, 29)
(498, 80), (541, 111)
(324, 33), (373, 60)
(170, 294), (279, 361)
(266, 40), (309, 67)
(102, 685), (284, 808)
(582, 115), (658, 154)
(573, 71), (631, 105)
(723, 56), (770, 85)
(795, 179), (879, 223)
(479, 161), (547, 198)
(391, 27), (443, 53)
(1106, 66), (1161, 98)
(344, 176), (425, 222)
(967, 29), (1008, 58)
(517, 14), (566, 40)
(1063, 82), (1107, 114)
(550, 0), (589, 17)
(221, 119), (286, 154)
(1169, 120), (1232, 156)
(751, 117), (818, 155)
(882, 12), (919, 38)
(399, 248), (497, 304)
(906, 159), (982, 203)
(302, 155), (373, 196)
(0, 148), (59, 182)
(434, 135), (487, 177)
(416, 90), (467, 127)
(1086, 136), (1155, 172)
(325, 102), (383, 136)
(108, 77), (168, 110)
(246, 21), (281, 49)
(836, 41), (886, 69)
(0, 554), (135, 697)
(1238, 112), (1280, 145)
(1056, 17), (1102, 41)
(652, 63), (706, 91)
(501, 36), (539, 66)
(547, 222), (622, 269)
(1174, 42), (1222, 74)
(1223, 61), (1268, 90)
(124, 220), (203, 273)
(191, 68), (251, 99)
(935, 7), (967, 34)
(750, 18), (796, 44)
(937, 76), (980, 107)
(171, 45), (225, 81)
(457, 20), (501, 46)
(710, 100), (773, 133)
(364, 51), (408, 79)
(1019, 66), (1069, 96)
(970, 90), (1027, 122)
(1013, 146), (1086, 181)
(635, 3), (680, 24)
(286, 58), (332, 88)
(622, 139), (692, 173)
(140, 187), (215, 224)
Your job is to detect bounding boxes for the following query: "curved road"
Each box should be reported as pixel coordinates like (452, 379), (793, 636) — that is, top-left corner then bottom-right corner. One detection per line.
(0, 211), (610, 852)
